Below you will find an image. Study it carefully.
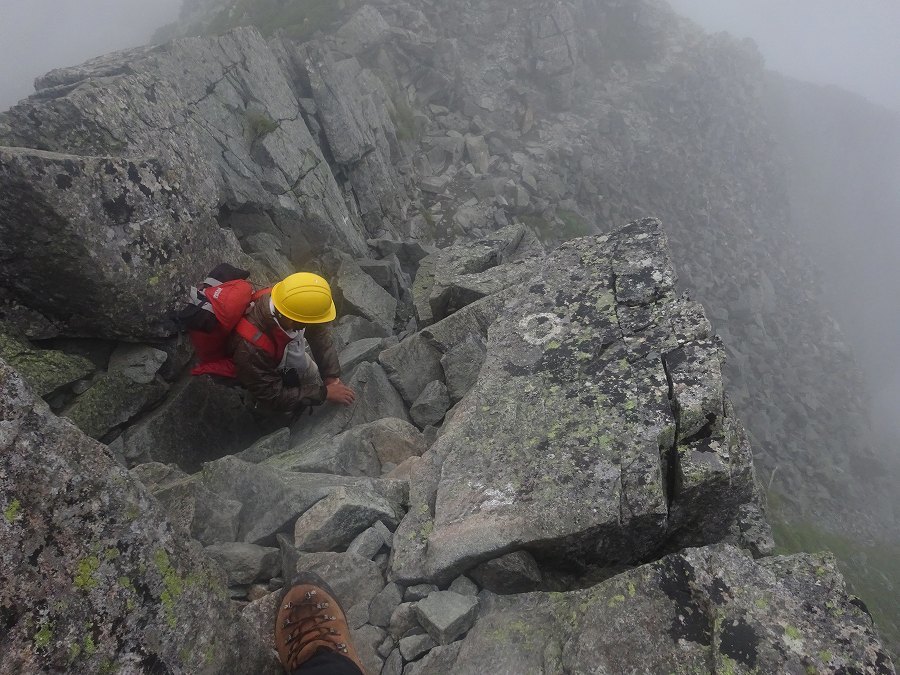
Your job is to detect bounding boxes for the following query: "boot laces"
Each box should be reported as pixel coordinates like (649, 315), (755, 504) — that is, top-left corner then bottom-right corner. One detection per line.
(281, 593), (349, 661)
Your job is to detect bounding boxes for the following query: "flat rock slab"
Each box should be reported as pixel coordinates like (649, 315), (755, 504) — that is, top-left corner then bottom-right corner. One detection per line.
(443, 545), (894, 674)
(199, 456), (407, 545)
(392, 220), (762, 583)
(415, 591), (479, 645)
(204, 543), (280, 585)
(293, 487), (402, 552)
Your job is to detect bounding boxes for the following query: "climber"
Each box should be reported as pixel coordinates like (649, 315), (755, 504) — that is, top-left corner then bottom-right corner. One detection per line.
(275, 573), (366, 675)
(230, 272), (356, 418)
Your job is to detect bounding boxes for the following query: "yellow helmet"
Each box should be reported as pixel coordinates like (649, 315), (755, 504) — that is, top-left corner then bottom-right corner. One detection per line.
(271, 272), (336, 324)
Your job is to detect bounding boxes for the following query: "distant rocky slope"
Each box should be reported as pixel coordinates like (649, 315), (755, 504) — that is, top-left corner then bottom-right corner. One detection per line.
(0, 0), (897, 671)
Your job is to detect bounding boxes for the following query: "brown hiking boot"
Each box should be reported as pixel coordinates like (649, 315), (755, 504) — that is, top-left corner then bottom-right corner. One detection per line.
(275, 572), (366, 674)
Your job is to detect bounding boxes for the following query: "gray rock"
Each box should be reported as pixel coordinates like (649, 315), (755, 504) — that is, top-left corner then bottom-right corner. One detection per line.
(388, 602), (423, 641)
(276, 534), (301, 582)
(392, 221), (764, 584)
(464, 135), (491, 174)
(294, 552), (385, 611)
(446, 545), (893, 674)
(290, 362), (411, 447)
(120, 376), (262, 472)
(468, 551), (542, 594)
(369, 582), (404, 628)
(382, 649), (403, 675)
(332, 315), (389, 353)
(346, 602), (369, 630)
(204, 543), (281, 585)
(107, 344), (169, 384)
(351, 624), (387, 675)
(235, 428), (291, 464)
(63, 371), (168, 440)
(448, 576), (479, 597)
(405, 584), (439, 603)
(238, 592), (282, 674)
(0, 332), (94, 397)
(200, 455), (407, 545)
(347, 526), (388, 560)
(410, 380), (451, 429)
(340, 337), (385, 374)
(399, 633), (436, 661)
(0, 359), (270, 673)
(0, 148), (249, 339)
(271, 416), (423, 478)
(293, 487), (403, 553)
(402, 642), (463, 675)
(440, 336), (487, 404)
(414, 591), (479, 645)
(378, 635), (395, 659)
(334, 5), (392, 56)
(421, 175), (452, 194)
(336, 258), (398, 331)
(378, 334), (444, 406)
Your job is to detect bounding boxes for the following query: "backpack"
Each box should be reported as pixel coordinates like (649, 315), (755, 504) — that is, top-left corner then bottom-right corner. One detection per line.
(175, 263), (275, 378)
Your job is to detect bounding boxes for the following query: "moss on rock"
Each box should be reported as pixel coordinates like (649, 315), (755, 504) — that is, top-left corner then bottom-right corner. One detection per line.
(0, 332), (93, 397)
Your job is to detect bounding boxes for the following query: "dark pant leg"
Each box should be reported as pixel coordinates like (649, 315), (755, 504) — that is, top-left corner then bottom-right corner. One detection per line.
(289, 650), (364, 675)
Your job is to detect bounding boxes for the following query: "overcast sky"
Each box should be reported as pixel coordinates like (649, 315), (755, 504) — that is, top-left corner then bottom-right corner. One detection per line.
(667, 0), (900, 112)
(0, 0), (181, 110)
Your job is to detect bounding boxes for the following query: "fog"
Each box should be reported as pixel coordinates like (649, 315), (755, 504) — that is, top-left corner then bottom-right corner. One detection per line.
(667, 0), (900, 113)
(0, 0), (182, 110)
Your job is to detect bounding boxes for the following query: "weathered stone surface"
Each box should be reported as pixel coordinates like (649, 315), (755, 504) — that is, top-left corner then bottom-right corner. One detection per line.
(468, 550), (542, 594)
(415, 591), (479, 645)
(234, 427), (291, 464)
(448, 576), (479, 597)
(0, 358), (269, 673)
(383, 648), (403, 675)
(290, 362), (411, 446)
(464, 135), (490, 174)
(410, 380), (451, 429)
(0, 332), (93, 397)
(392, 221), (764, 584)
(271, 417), (424, 478)
(293, 487), (402, 552)
(131, 463), (242, 546)
(107, 344), (169, 384)
(0, 147), (248, 339)
(379, 334), (444, 406)
(399, 633), (436, 661)
(339, 337), (385, 374)
(388, 602), (423, 641)
(441, 335), (487, 404)
(204, 543), (281, 585)
(332, 315), (389, 353)
(336, 259), (398, 331)
(369, 581), (404, 628)
(351, 624), (387, 675)
(447, 545), (894, 674)
(402, 642), (463, 675)
(200, 455), (406, 545)
(294, 552), (385, 611)
(405, 584), (439, 603)
(119, 376), (262, 472)
(239, 592), (281, 675)
(347, 526), (388, 560)
(334, 5), (392, 56)
(62, 371), (168, 440)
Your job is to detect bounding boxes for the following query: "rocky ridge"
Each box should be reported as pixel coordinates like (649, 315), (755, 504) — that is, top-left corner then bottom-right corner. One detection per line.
(0, 0), (897, 670)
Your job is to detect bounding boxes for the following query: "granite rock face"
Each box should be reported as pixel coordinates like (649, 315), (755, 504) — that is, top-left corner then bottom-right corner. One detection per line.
(446, 544), (894, 674)
(0, 28), (372, 339)
(0, 359), (269, 673)
(392, 220), (763, 584)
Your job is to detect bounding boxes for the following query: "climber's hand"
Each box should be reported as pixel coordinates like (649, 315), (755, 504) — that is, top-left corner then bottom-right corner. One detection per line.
(326, 379), (356, 405)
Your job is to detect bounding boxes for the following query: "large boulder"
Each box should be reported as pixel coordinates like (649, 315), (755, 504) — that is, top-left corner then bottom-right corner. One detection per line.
(0, 28), (374, 339)
(0, 358), (270, 673)
(119, 375), (263, 472)
(198, 455), (407, 545)
(0, 147), (247, 339)
(0, 331), (93, 397)
(63, 372), (168, 440)
(445, 545), (894, 674)
(391, 220), (766, 584)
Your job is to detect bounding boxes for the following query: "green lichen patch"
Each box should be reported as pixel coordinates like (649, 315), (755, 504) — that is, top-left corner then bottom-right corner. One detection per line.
(4, 498), (22, 522)
(154, 549), (184, 629)
(0, 332), (93, 397)
(74, 556), (101, 590)
(33, 620), (53, 651)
